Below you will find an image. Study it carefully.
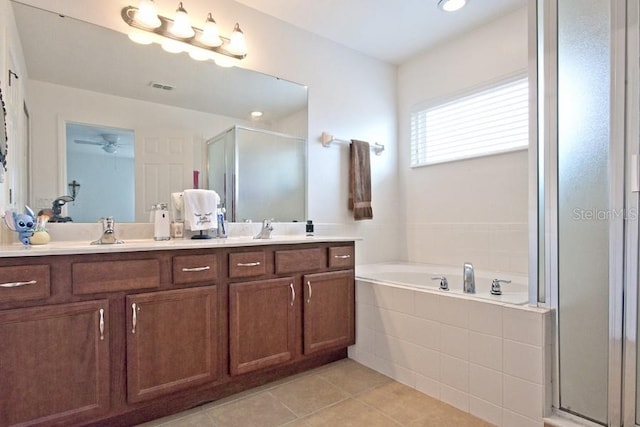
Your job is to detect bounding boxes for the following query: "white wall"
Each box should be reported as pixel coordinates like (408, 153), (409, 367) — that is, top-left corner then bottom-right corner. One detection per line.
(397, 7), (529, 273)
(15, 0), (400, 263)
(27, 80), (254, 213)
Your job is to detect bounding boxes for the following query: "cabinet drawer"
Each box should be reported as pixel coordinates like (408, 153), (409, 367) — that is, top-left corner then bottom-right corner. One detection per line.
(72, 259), (160, 294)
(173, 254), (218, 285)
(0, 264), (51, 303)
(275, 248), (325, 274)
(328, 246), (354, 268)
(229, 252), (267, 278)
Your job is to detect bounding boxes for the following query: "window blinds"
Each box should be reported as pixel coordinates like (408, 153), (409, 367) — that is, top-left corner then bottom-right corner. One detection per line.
(410, 76), (528, 167)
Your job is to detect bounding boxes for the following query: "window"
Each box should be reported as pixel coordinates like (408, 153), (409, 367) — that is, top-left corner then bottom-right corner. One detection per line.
(410, 75), (528, 167)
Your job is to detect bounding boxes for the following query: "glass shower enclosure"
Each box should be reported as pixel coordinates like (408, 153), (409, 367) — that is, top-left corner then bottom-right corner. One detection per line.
(206, 125), (307, 223)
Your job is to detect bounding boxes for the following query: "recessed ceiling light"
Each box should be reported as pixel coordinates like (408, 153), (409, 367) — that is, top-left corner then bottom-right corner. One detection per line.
(251, 111), (263, 118)
(438, 0), (467, 12)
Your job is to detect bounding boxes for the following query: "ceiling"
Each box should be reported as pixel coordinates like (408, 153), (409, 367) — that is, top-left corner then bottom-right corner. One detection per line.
(11, 1), (307, 124)
(233, 0), (527, 64)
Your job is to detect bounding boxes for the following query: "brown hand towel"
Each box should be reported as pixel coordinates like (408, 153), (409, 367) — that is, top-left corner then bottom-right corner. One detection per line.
(348, 139), (373, 220)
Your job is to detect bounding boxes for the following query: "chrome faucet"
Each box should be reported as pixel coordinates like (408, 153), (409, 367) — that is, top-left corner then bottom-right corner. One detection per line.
(431, 276), (449, 291)
(254, 219), (274, 239)
(91, 216), (124, 245)
(463, 262), (475, 293)
(490, 278), (512, 296)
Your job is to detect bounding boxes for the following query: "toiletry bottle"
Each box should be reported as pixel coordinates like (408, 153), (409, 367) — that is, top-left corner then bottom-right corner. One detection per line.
(306, 220), (314, 236)
(30, 215), (51, 245)
(216, 208), (227, 238)
(152, 203), (171, 241)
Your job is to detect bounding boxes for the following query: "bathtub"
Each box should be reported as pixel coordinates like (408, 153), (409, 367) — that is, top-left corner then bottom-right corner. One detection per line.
(355, 262), (529, 305)
(349, 262), (550, 425)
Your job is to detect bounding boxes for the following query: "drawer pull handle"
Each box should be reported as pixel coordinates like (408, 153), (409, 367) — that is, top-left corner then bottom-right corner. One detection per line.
(131, 303), (138, 334)
(0, 280), (37, 288)
(307, 281), (312, 304)
(290, 283), (295, 306)
(237, 262), (261, 267)
(182, 266), (210, 272)
(99, 308), (105, 341)
(334, 255), (351, 259)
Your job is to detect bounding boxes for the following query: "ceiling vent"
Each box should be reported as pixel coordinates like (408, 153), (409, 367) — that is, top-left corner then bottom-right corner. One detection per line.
(149, 82), (174, 91)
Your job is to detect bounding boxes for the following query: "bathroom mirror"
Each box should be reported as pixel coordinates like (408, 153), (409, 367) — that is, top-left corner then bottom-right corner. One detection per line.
(11, 1), (308, 222)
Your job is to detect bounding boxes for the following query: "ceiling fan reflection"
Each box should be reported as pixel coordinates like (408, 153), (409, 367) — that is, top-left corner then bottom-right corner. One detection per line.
(74, 134), (129, 153)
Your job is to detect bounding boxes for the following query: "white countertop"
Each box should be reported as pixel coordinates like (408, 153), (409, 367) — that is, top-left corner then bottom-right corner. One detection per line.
(0, 235), (359, 258)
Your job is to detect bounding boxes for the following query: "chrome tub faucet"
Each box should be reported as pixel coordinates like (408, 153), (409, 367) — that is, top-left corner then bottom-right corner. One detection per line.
(463, 262), (475, 293)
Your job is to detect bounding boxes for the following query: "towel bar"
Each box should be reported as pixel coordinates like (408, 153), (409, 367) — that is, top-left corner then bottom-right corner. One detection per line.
(320, 132), (384, 156)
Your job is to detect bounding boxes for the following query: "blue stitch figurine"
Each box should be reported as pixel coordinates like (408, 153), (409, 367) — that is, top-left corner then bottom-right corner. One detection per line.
(4, 206), (36, 245)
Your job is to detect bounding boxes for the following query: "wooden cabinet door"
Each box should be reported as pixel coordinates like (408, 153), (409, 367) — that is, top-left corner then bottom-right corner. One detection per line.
(0, 300), (110, 427)
(229, 277), (296, 375)
(126, 286), (218, 403)
(303, 270), (355, 355)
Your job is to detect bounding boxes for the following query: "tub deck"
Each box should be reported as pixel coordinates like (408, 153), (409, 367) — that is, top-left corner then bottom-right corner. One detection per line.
(355, 262), (529, 305)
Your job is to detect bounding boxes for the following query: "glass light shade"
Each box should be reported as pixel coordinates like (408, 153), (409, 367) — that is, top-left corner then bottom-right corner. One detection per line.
(161, 39), (186, 53)
(188, 47), (212, 61)
(200, 13), (223, 47)
(251, 111), (263, 118)
(438, 0), (467, 12)
(170, 2), (195, 38)
(226, 23), (247, 56)
(134, 0), (161, 28)
(128, 29), (154, 45)
(211, 52), (236, 68)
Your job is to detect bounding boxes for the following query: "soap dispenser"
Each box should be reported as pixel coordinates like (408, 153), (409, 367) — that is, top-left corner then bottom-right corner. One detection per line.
(151, 203), (171, 241)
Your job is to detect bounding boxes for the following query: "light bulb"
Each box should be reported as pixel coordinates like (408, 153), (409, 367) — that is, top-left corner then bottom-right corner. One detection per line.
(134, 0), (161, 28)
(211, 52), (236, 68)
(188, 47), (212, 61)
(226, 23), (247, 56)
(170, 2), (195, 38)
(128, 29), (154, 45)
(200, 13), (222, 47)
(438, 0), (467, 12)
(161, 39), (186, 53)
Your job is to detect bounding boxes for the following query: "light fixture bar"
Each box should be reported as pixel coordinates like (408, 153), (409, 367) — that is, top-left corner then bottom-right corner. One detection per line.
(121, 5), (246, 60)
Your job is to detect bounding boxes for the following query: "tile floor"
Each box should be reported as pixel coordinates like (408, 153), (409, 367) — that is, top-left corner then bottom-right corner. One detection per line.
(138, 358), (495, 427)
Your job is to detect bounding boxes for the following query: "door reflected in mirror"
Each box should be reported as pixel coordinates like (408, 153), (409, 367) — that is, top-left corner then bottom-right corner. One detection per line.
(65, 122), (135, 222)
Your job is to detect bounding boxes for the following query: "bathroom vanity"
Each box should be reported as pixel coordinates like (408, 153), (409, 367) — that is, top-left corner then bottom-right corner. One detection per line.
(0, 238), (355, 427)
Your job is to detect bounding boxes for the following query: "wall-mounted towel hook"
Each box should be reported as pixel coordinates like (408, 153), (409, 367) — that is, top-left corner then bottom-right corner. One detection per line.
(320, 132), (385, 156)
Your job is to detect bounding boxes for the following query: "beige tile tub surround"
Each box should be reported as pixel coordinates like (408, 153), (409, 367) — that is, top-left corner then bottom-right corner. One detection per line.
(349, 280), (552, 427)
(138, 359), (494, 427)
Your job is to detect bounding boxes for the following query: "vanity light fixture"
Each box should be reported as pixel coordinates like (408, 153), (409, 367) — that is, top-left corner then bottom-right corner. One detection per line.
(122, 1), (248, 67)
(437, 0), (467, 12)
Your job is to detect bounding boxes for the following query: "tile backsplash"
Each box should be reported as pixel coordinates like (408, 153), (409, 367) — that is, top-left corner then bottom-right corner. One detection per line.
(405, 222), (528, 274)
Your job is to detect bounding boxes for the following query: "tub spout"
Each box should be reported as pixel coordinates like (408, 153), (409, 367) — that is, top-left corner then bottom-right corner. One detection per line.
(463, 262), (475, 294)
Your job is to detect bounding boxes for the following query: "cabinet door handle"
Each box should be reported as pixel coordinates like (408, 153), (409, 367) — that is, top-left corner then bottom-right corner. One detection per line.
(181, 266), (210, 272)
(0, 280), (37, 288)
(306, 281), (312, 304)
(131, 303), (138, 334)
(290, 283), (295, 306)
(236, 262), (261, 267)
(334, 254), (351, 259)
(99, 308), (105, 341)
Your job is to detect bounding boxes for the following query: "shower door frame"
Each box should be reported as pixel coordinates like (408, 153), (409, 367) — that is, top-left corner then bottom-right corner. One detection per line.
(624, 1), (640, 425)
(535, 0), (629, 425)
